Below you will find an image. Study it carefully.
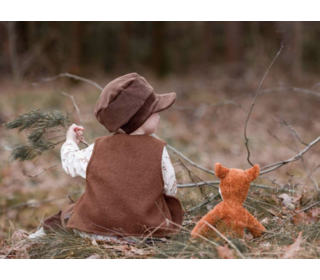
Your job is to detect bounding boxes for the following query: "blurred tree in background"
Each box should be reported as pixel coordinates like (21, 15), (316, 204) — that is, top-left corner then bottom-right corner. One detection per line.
(0, 22), (319, 84)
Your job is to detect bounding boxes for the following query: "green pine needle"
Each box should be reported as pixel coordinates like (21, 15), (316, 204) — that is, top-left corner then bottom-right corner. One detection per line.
(3, 109), (71, 161)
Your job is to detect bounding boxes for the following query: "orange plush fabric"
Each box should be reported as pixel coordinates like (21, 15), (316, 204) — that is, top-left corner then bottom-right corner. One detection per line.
(191, 163), (266, 239)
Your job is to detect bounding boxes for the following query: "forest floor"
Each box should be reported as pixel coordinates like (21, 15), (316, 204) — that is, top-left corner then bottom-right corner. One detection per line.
(1, 69), (320, 258)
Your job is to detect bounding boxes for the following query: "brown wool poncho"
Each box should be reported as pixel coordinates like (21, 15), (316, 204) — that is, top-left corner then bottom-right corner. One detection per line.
(65, 133), (183, 237)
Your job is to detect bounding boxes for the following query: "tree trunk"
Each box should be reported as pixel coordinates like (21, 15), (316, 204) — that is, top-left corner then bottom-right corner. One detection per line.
(68, 22), (84, 74)
(225, 22), (244, 75)
(152, 22), (168, 77)
(291, 21), (303, 79)
(116, 22), (132, 72)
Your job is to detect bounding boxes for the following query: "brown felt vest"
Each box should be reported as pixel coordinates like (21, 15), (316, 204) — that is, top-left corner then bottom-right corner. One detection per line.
(66, 133), (183, 237)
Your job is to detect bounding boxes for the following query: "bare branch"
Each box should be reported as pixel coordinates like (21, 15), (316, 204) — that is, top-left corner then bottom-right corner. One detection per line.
(237, 102), (297, 151)
(300, 157), (318, 191)
(152, 134), (215, 176)
(177, 86), (320, 114)
(260, 135), (320, 174)
(60, 92), (83, 125)
(244, 41), (285, 166)
(177, 181), (297, 193)
(0, 143), (12, 151)
(40, 73), (103, 91)
(276, 201), (320, 230)
(177, 181), (219, 188)
(22, 164), (58, 178)
(257, 87), (320, 99)
(299, 163), (320, 184)
(187, 194), (221, 213)
(312, 83), (320, 91)
(275, 114), (308, 146)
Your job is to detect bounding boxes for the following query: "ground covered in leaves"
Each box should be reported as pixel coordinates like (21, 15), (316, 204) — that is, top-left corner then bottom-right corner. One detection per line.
(1, 69), (320, 258)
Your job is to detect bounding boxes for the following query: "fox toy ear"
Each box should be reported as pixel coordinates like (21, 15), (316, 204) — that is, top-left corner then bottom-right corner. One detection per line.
(245, 164), (260, 182)
(215, 163), (229, 179)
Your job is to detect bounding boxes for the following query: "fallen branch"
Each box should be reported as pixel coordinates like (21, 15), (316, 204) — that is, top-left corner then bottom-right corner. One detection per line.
(260, 135), (320, 174)
(153, 134), (215, 176)
(177, 181), (297, 193)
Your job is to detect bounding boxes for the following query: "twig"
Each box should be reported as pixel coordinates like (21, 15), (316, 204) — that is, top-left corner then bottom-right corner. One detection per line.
(236, 102), (297, 151)
(244, 41), (284, 166)
(60, 124), (89, 147)
(276, 201), (320, 230)
(260, 135), (320, 174)
(0, 143), (12, 151)
(152, 134), (215, 176)
(22, 164), (58, 178)
(177, 159), (215, 198)
(312, 83), (320, 91)
(257, 86), (320, 99)
(274, 114), (318, 190)
(187, 194), (221, 213)
(275, 114), (308, 146)
(177, 181), (297, 193)
(41, 73), (103, 91)
(300, 157), (318, 191)
(275, 115), (318, 190)
(68, 195), (75, 204)
(179, 86), (320, 114)
(300, 163), (320, 184)
(177, 181), (219, 188)
(60, 92), (83, 125)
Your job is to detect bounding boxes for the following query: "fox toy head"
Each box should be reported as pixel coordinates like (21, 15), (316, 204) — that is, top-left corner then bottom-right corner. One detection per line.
(215, 162), (260, 205)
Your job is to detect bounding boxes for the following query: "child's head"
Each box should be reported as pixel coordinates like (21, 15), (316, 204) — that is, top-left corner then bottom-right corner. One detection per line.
(94, 73), (175, 135)
(130, 113), (160, 135)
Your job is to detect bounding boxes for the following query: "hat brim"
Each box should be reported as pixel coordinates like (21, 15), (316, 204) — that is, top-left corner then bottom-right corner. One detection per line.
(153, 92), (176, 114)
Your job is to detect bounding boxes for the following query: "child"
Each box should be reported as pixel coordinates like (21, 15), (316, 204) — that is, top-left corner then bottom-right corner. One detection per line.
(29, 73), (183, 241)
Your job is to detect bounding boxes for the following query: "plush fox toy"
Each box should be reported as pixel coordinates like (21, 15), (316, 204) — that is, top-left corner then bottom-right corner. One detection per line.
(191, 163), (266, 239)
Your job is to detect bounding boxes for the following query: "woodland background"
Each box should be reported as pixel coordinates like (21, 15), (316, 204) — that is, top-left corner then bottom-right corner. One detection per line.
(1, 22), (320, 258)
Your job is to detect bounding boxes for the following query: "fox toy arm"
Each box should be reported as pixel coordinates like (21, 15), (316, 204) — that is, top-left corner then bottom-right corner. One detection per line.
(191, 208), (221, 238)
(245, 210), (266, 237)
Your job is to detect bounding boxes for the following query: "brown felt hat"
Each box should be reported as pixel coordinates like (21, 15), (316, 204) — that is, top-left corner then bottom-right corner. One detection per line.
(94, 73), (176, 134)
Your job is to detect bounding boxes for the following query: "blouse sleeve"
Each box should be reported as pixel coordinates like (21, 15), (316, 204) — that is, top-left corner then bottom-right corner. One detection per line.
(61, 140), (94, 179)
(162, 146), (177, 196)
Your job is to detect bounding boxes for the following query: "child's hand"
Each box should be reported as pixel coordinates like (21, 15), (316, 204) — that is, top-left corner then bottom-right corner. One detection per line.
(66, 124), (85, 145)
